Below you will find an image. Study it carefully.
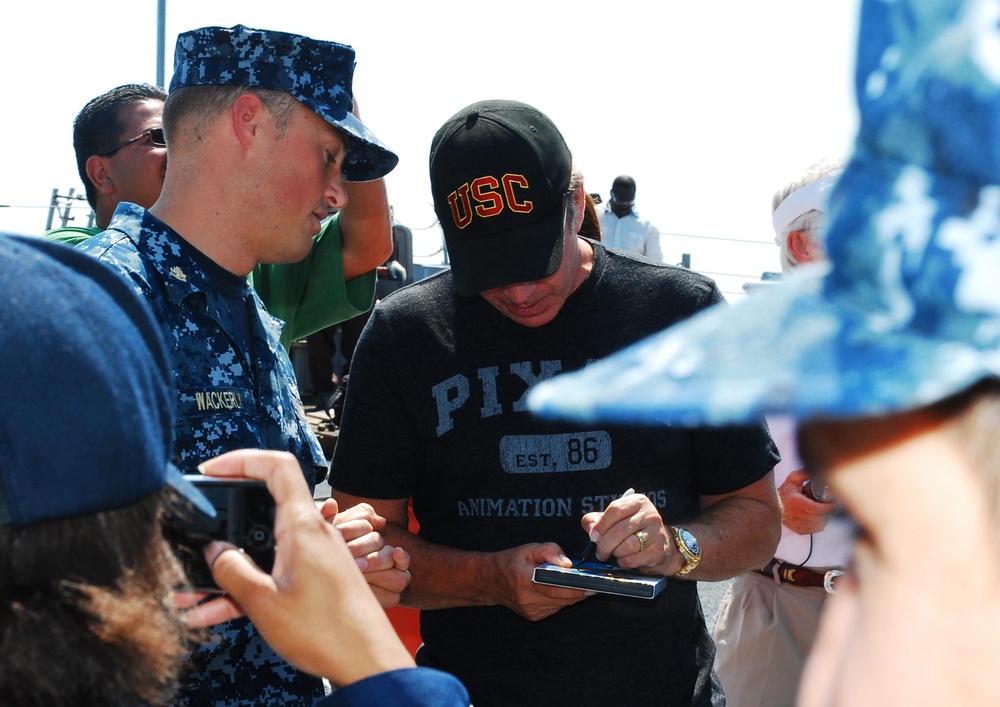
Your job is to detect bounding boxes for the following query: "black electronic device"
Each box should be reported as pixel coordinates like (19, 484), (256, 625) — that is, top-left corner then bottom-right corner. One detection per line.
(802, 477), (835, 503)
(532, 561), (666, 599)
(164, 476), (276, 592)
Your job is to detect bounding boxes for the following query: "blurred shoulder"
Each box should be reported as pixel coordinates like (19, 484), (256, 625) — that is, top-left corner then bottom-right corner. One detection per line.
(598, 242), (720, 296)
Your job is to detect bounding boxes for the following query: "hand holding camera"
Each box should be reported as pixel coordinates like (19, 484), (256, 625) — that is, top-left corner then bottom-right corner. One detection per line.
(801, 477), (835, 503)
(778, 469), (837, 535)
(177, 449), (416, 687)
(165, 476), (277, 592)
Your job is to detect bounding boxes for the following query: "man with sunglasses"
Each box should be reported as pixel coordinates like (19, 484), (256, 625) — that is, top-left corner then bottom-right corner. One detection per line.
(46, 82), (390, 349)
(598, 174), (663, 261)
(55, 84), (170, 237)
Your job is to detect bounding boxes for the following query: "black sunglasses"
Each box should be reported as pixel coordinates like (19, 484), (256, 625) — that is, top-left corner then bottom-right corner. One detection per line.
(99, 127), (166, 157)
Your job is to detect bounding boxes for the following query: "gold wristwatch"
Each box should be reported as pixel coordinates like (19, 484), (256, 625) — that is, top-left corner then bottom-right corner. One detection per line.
(670, 526), (702, 576)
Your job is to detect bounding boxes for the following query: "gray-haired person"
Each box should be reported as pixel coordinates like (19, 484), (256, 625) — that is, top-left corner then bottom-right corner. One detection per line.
(711, 159), (854, 707)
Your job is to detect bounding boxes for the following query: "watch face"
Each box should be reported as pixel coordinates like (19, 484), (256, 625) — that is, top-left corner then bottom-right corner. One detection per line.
(680, 528), (700, 555)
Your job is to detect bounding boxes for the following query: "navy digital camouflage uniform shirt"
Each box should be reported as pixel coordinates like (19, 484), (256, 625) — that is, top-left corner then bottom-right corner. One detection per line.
(77, 201), (327, 706)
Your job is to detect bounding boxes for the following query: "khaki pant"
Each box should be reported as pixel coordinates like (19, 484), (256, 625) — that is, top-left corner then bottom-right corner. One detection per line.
(711, 571), (828, 707)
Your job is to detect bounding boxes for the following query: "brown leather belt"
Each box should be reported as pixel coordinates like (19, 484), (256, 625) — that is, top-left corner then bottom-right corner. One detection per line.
(755, 558), (844, 593)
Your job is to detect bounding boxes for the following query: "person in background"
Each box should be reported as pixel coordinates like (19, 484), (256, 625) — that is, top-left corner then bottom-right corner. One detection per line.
(598, 174), (662, 260)
(76, 25), (406, 706)
(528, 2), (1000, 704)
(0, 233), (467, 707)
(46, 81), (391, 350)
(331, 98), (780, 707)
(307, 253), (407, 421)
(710, 159), (854, 707)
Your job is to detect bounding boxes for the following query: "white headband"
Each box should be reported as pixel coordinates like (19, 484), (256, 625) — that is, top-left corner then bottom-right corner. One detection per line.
(771, 171), (842, 241)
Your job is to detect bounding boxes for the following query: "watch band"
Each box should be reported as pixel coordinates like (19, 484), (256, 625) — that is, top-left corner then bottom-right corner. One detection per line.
(671, 526), (701, 577)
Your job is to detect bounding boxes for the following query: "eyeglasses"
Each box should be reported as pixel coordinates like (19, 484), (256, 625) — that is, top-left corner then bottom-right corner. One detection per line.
(99, 127), (166, 157)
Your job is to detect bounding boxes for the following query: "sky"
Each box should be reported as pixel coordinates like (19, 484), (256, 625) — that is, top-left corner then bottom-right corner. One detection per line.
(0, 0), (861, 299)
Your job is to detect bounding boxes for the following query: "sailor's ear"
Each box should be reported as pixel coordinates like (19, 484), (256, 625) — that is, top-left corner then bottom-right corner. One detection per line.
(231, 92), (265, 148)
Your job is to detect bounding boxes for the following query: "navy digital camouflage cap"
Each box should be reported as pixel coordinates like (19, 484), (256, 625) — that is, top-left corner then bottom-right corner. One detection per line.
(529, 0), (1000, 426)
(171, 25), (398, 182)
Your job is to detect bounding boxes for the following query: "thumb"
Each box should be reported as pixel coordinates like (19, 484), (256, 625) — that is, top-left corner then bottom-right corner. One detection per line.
(785, 468), (810, 486)
(319, 497), (339, 522)
(537, 542), (571, 567)
(207, 541), (276, 607)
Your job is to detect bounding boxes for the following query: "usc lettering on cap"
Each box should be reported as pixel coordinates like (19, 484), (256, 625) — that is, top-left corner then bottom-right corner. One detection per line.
(448, 174), (533, 229)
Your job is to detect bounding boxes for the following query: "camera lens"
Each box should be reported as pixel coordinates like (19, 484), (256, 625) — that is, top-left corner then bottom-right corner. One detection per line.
(802, 478), (834, 503)
(246, 524), (272, 549)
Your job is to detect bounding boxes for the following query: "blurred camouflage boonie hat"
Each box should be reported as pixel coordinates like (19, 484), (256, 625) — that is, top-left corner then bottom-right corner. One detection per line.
(170, 24), (397, 182)
(528, 0), (1000, 427)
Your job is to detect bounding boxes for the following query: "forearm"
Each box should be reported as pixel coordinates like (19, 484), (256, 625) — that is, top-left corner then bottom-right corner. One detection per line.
(331, 491), (579, 619)
(340, 179), (392, 281)
(682, 495), (781, 581)
(378, 521), (504, 610)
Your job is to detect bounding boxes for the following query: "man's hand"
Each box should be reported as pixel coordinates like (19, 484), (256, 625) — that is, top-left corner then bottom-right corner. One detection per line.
(779, 469), (836, 535)
(319, 497), (411, 608)
(492, 543), (592, 621)
(581, 491), (680, 576)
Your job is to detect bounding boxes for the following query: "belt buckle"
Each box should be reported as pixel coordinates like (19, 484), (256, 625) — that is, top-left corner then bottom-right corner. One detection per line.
(823, 569), (844, 594)
(770, 561), (783, 585)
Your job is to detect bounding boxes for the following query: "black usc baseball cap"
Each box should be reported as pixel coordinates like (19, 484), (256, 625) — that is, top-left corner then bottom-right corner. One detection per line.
(430, 99), (572, 297)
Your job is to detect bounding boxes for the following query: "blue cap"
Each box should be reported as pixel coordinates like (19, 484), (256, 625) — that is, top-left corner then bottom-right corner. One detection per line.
(0, 235), (214, 527)
(528, 0), (1000, 426)
(170, 24), (398, 182)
